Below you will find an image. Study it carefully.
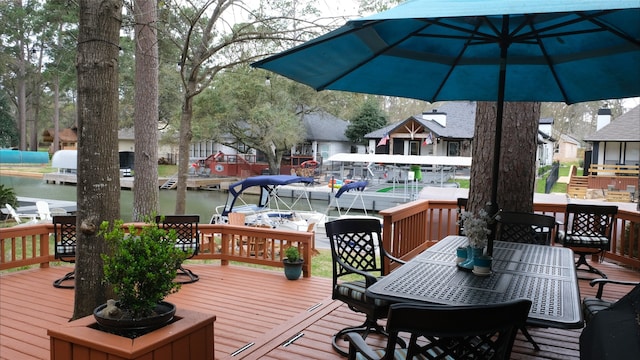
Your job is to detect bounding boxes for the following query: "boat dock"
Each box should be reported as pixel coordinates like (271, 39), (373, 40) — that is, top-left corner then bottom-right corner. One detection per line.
(43, 173), (236, 190)
(9, 196), (77, 215)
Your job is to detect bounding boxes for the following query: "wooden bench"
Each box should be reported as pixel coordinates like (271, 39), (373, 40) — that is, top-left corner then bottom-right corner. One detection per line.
(606, 191), (632, 202)
(589, 164), (639, 177)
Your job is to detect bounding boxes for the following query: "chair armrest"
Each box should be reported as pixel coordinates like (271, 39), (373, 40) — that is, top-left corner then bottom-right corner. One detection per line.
(335, 257), (379, 287)
(384, 252), (406, 266)
(380, 247), (406, 265)
(345, 333), (381, 360)
(589, 278), (640, 299)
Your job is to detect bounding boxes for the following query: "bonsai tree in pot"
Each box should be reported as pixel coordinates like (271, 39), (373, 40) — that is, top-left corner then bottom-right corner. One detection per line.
(283, 245), (303, 280)
(95, 219), (187, 336)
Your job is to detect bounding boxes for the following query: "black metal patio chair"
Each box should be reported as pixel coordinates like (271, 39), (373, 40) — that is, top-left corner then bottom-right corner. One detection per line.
(52, 215), (77, 289)
(495, 211), (557, 246)
(325, 217), (406, 357)
(346, 299), (532, 360)
(156, 215), (200, 284)
(494, 210), (558, 350)
(556, 204), (618, 279)
(582, 278), (640, 323)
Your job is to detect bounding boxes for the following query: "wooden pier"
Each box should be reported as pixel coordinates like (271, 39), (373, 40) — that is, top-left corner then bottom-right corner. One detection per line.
(43, 173), (236, 190)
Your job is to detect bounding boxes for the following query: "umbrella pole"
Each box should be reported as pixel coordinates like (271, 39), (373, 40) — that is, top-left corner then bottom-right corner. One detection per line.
(488, 16), (510, 256)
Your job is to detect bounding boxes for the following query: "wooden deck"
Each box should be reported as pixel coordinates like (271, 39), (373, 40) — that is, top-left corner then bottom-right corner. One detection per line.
(1, 260), (639, 360)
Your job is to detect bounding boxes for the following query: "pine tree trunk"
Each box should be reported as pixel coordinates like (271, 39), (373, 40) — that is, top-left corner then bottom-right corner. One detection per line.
(469, 101), (540, 214)
(175, 89), (195, 215)
(73, 0), (123, 320)
(132, 0), (159, 221)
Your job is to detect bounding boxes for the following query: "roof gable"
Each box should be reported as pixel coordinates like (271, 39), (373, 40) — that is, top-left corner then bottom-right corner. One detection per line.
(365, 101), (477, 139)
(41, 127), (78, 143)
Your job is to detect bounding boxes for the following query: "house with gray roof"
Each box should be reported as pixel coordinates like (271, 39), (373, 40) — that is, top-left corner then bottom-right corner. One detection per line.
(366, 101), (476, 158)
(365, 101), (557, 166)
(296, 110), (351, 163)
(584, 105), (640, 167)
(188, 110), (353, 169)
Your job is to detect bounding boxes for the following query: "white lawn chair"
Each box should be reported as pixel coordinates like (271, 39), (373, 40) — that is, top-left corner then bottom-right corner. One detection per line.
(36, 201), (53, 221)
(5, 203), (38, 224)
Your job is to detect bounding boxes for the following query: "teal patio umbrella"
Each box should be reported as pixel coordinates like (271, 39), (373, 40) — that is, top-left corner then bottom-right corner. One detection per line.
(253, 0), (640, 209)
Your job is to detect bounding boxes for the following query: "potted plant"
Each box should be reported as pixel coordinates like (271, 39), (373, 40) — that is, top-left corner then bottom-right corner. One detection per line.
(94, 219), (187, 337)
(283, 245), (303, 280)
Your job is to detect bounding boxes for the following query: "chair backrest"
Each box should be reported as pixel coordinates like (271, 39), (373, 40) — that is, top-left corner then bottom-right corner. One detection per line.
(382, 299), (532, 360)
(325, 218), (390, 286)
(495, 211), (557, 245)
(564, 204), (617, 238)
(155, 215), (200, 258)
(36, 201), (52, 221)
(457, 198), (468, 235)
(5, 203), (22, 223)
(53, 215), (77, 262)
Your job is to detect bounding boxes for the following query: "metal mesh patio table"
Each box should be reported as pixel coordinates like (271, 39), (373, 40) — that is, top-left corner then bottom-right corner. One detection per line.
(367, 236), (583, 328)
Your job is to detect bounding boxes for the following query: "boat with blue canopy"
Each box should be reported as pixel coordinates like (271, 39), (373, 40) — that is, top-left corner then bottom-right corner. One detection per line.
(211, 175), (325, 231)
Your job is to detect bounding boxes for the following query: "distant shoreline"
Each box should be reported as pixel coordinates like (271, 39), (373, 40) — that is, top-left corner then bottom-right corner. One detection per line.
(0, 170), (45, 179)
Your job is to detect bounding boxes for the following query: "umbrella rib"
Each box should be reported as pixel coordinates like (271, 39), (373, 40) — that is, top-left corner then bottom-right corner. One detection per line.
(421, 17), (499, 43)
(430, 21), (484, 102)
(509, 9), (621, 44)
(528, 22), (571, 104)
(584, 14), (640, 46)
(316, 21), (435, 91)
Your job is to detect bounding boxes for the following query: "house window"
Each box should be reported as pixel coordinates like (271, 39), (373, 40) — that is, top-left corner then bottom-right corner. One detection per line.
(448, 142), (460, 156)
(393, 141), (403, 155)
(409, 141), (420, 155)
(236, 142), (249, 153)
(320, 144), (329, 159)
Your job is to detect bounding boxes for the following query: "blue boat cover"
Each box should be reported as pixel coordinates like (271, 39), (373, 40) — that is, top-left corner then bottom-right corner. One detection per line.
(335, 180), (368, 199)
(222, 175), (315, 216)
(228, 175), (314, 197)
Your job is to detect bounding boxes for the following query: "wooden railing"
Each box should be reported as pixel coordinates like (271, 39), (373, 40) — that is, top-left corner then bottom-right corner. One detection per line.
(589, 164), (639, 177)
(380, 200), (640, 271)
(0, 223), (314, 277)
(2, 201), (638, 276)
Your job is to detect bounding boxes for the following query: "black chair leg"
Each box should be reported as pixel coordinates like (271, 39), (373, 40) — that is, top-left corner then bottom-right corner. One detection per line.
(332, 318), (406, 357)
(520, 326), (540, 351)
(53, 271), (75, 289)
(575, 253), (607, 279)
(175, 265), (199, 284)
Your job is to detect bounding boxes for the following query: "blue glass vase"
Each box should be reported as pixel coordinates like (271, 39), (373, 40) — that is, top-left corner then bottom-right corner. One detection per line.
(458, 245), (484, 270)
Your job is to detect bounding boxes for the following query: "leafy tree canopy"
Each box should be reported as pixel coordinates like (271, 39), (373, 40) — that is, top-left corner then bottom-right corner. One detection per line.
(193, 66), (305, 173)
(0, 92), (18, 148)
(345, 98), (388, 144)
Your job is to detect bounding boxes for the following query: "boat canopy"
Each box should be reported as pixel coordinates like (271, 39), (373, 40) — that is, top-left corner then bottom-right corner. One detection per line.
(51, 150), (78, 170)
(335, 180), (368, 198)
(222, 175), (314, 216)
(327, 153), (472, 166)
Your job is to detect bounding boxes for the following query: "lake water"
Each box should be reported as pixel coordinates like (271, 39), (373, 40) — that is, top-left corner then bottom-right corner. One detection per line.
(0, 176), (332, 222)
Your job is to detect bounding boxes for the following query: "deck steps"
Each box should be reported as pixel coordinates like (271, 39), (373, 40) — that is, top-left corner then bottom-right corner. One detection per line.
(567, 176), (588, 199)
(160, 173), (178, 189)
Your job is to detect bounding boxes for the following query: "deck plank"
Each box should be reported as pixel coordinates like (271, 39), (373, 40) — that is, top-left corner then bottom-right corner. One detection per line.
(1, 260), (639, 359)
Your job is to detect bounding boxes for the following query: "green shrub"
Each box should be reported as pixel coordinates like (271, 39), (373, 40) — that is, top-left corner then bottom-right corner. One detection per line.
(100, 219), (186, 318)
(0, 184), (17, 209)
(284, 246), (301, 262)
